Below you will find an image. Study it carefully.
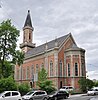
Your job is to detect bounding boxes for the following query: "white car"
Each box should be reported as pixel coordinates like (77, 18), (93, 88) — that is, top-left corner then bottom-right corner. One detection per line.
(87, 88), (98, 96)
(60, 86), (74, 92)
(0, 91), (22, 100)
(22, 90), (48, 100)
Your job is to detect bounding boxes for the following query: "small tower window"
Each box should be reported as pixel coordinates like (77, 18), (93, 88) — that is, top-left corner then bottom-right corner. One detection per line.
(24, 32), (26, 42)
(29, 32), (31, 40)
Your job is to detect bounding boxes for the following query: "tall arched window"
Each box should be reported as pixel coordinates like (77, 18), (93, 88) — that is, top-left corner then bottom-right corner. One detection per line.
(75, 63), (78, 76)
(31, 65), (34, 81)
(82, 63), (85, 76)
(59, 60), (62, 77)
(17, 70), (19, 80)
(41, 63), (44, 70)
(50, 61), (53, 76)
(68, 63), (70, 76)
(23, 68), (25, 80)
(27, 67), (29, 79)
(36, 64), (39, 73)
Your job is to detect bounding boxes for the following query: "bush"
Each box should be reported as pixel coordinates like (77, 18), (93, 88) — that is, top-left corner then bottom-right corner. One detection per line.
(0, 76), (17, 93)
(78, 78), (94, 93)
(18, 83), (30, 96)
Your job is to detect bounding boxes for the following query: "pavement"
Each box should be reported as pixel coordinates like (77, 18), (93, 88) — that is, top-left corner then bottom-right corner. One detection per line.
(90, 97), (98, 100)
(70, 94), (98, 100)
(69, 93), (87, 98)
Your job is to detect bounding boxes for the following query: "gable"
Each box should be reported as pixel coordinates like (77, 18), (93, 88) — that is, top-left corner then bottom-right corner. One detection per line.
(58, 33), (77, 52)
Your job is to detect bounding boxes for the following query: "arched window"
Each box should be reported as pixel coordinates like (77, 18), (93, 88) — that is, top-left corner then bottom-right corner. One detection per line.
(23, 68), (25, 80)
(24, 32), (26, 42)
(68, 63), (70, 76)
(50, 61), (53, 76)
(82, 63), (85, 76)
(27, 67), (29, 79)
(17, 70), (19, 80)
(41, 63), (44, 69)
(36, 64), (39, 73)
(29, 32), (31, 40)
(31, 65), (34, 81)
(26, 67), (29, 80)
(59, 60), (62, 77)
(75, 63), (78, 76)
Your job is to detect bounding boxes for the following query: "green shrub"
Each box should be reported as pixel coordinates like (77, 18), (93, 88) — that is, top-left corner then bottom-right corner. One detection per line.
(18, 83), (30, 96)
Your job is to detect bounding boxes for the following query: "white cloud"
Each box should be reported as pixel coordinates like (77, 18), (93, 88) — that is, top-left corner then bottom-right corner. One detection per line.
(87, 71), (98, 80)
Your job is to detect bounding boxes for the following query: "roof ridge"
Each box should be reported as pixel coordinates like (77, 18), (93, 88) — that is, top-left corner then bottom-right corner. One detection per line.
(36, 34), (69, 47)
(25, 33), (70, 58)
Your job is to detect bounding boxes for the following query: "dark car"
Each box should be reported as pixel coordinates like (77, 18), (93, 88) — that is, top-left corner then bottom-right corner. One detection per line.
(47, 90), (69, 100)
(22, 90), (48, 100)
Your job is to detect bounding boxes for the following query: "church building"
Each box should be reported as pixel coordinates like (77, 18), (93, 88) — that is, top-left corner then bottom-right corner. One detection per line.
(14, 10), (86, 91)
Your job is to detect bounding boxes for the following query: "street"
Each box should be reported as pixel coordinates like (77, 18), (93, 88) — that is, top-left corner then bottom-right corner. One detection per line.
(64, 95), (98, 100)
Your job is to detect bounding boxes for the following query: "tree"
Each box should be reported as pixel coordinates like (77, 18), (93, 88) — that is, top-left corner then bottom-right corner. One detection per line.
(38, 67), (47, 82)
(0, 19), (20, 77)
(78, 78), (94, 92)
(12, 50), (24, 66)
(0, 76), (17, 93)
(86, 78), (94, 89)
(94, 81), (98, 87)
(37, 68), (55, 94)
(2, 61), (14, 78)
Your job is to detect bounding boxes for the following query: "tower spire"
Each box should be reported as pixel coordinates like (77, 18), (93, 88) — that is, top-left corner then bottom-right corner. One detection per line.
(20, 10), (35, 53)
(24, 10), (32, 27)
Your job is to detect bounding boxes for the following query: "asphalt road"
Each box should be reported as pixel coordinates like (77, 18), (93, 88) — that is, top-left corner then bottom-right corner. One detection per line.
(63, 95), (98, 100)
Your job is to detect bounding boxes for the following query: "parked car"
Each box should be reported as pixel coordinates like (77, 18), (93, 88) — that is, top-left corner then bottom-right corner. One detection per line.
(87, 88), (98, 96)
(60, 86), (74, 92)
(47, 90), (69, 100)
(0, 91), (22, 100)
(22, 90), (48, 100)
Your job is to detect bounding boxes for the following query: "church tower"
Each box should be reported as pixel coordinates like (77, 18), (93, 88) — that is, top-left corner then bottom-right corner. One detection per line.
(20, 10), (35, 53)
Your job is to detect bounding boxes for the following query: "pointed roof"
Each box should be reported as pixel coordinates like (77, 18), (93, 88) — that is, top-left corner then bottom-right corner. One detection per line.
(24, 10), (32, 27)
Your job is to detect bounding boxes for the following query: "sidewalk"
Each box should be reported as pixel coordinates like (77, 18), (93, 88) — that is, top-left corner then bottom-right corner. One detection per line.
(69, 93), (87, 98)
(90, 96), (98, 100)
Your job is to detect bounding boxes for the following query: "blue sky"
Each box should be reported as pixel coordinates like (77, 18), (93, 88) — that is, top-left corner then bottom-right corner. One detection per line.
(0, 0), (98, 80)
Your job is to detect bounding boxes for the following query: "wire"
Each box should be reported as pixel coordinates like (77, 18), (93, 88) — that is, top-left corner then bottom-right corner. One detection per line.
(87, 63), (97, 68)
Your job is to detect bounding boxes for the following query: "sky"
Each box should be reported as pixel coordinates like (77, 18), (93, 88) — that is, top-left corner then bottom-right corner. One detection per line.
(0, 0), (98, 80)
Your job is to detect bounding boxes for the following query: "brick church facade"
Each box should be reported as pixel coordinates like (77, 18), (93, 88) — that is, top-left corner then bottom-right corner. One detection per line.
(14, 10), (86, 91)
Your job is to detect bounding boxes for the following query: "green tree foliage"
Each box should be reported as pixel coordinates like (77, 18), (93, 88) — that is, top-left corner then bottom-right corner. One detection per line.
(12, 50), (24, 66)
(18, 83), (30, 96)
(0, 76), (17, 93)
(86, 78), (94, 89)
(94, 81), (98, 87)
(38, 67), (47, 82)
(78, 78), (94, 92)
(37, 68), (55, 94)
(0, 19), (20, 77)
(2, 61), (14, 78)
